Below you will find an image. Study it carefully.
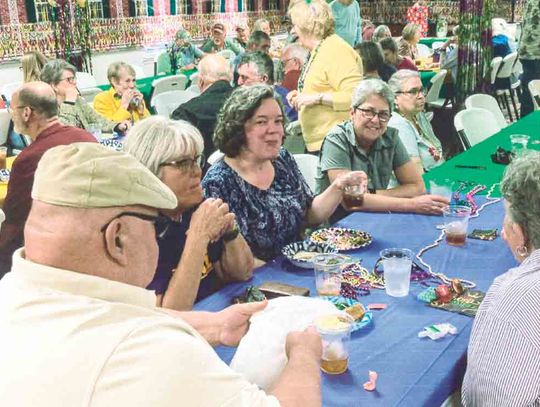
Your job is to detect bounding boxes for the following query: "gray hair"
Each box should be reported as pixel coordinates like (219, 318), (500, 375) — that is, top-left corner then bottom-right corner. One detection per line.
(239, 51), (274, 83)
(40, 59), (77, 85)
(500, 151), (540, 250)
(387, 69), (421, 94)
(107, 62), (136, 84)
(214, 84), (286, 157)
(253, 18), (270, 32)
(402, 23), (420, 41)
(351, 78), (394, 111)
(372, 25), (392, 42)
(282, 43), (309, 66)
(198, 54), (232, 82)
(123, 116), (204, 176)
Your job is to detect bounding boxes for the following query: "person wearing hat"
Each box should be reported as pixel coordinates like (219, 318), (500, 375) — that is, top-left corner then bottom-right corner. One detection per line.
(169, 29), (205, 72)
(233, 23), (250, 49)
(0, 142), (323, 406)
(201, 22), (243, 55)
(0, 82), (96, 276)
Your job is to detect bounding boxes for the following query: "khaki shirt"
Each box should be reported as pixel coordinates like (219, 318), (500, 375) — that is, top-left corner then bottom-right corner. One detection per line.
(0, 249), (279, 407)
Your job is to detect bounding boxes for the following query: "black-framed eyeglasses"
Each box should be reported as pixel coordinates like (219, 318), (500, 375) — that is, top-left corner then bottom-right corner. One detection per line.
(159, 155), (204, 173)
(59, 76), (76, 84)
(395, 87), (424, 97)
(355, 107), (391, 123)
(7, 105), (30, 114)
(100, 211), (168, 236)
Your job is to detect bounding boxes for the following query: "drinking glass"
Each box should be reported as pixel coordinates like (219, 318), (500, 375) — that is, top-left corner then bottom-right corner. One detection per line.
(380, 248), (414, 297)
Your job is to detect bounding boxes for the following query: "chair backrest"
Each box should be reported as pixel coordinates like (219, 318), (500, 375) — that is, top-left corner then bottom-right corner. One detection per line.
(454, 107), (501, 148)
(154, 51), (172, 76)
(185, 84), (201, 94)
(490, 57), (503, 85)
(217, 49), (236, 61)
(80, 87), (103, 104)
(75, 72), (98, 90)
(496, 52), (518, 79)
(293, 153), (319, 193)
(131, 64), (147, 80)
(464, 93), (507, 129)
(0, 109), (11, 145)
(151, 75), (189, 104)
(1, 82), (23, 102)
(528, 79), (540, 110)
(153, 90), (197, 116)
(425, 69), (448, 104)
(416, 43), (432, 58)
(189, 72), (199, 82)
(207, 150), (225, 165)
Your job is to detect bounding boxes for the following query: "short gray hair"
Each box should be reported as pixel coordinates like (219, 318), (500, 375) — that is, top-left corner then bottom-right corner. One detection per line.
(107, 62), (136, 84)
(351, 78), (394, 111)
(500, 151), (540, 249)
(239, 51), (274, 83)
(123, 116), (204, 176)
(402, 23), (421, 41)
(40, 59), (77, 85)
(282, 43), (309, 66)
(387, 69), (421, 94)
(372, 25), (392, 42)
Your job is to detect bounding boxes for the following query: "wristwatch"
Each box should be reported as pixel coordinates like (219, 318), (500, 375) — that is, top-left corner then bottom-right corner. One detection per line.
(222, 224), (240, 242)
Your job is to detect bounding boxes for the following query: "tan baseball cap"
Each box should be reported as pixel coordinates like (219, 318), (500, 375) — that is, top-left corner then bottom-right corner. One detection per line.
(31, 142), (177, 210)
(212, 22), (226, 34)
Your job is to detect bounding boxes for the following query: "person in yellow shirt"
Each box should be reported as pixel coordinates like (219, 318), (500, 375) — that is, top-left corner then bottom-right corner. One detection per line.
(93, 62), (150, 123)
(287, 0), (362, 153)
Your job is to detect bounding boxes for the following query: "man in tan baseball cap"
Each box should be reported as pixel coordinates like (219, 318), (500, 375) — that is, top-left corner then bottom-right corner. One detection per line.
(0, 142), (323, 406)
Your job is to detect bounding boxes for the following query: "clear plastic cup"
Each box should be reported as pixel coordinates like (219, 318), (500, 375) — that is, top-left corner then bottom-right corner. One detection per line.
(343, 184), (366, 210)
(443, 205), (472, 246)
(314, 313), (353, 375)
(429, 179), (453, 200)
(380, 248), (414, 297)
(313, 253), (347, 296)
(0, 146), (7, 169)
(510, 134), (530, 155)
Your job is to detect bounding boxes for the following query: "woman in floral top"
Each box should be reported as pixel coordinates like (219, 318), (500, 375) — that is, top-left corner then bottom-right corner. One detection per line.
(202, 85), (366, 263)
(387, 70), (444, 173)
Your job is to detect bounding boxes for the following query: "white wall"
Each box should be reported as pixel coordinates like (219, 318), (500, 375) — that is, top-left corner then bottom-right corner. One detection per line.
(0, 47), (164, 93)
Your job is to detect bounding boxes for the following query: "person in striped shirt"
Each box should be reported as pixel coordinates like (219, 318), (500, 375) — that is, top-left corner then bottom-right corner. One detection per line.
(462, 151), (540, 406)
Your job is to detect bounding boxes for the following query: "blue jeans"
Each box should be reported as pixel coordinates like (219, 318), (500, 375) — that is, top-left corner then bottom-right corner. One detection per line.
(520, 58), (540, 117)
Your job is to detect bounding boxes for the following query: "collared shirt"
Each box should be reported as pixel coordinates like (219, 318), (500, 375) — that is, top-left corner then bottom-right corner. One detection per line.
(200, 38), (244, 55)
(462, 249), (540, 406)
(59, 96), (117, 132)
(93, 87), (150, 123)
(171, 43), (204, 68)
(329, 0), (362, 47)
(519, 0), (540, 60)
(316, 120), (410, 194)
(0, 123), (95, 273)
(0, 249), (279, 406)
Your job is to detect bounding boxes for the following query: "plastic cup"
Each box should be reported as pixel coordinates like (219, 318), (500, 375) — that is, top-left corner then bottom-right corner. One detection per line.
(0, 146), (6, 169)
(443, 205), (472, 246)
(87, 123), (102, 141)
(313, 253), (347, 296)
(380, 248), (414, 297)
(429, 179), (453, 200)
(314, 313), (353, 375)
(510, 134), (529, 155)
(343, 184), (365, 210)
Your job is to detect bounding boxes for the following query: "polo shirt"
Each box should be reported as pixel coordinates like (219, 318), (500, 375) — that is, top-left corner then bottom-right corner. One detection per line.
(316, 120), (410, 194)
(329, 0), (362, 47)
(0, 249), (279, 406)
(0, 123), (96, 274)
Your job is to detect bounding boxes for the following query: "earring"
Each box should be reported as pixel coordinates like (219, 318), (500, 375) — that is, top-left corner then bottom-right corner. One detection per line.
(516, 245), (529, 258)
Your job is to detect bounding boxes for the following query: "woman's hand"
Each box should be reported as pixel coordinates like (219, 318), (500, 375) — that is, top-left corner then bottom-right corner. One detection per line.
(411, 194), (450, 215)
(287, 91), (322, 110)
(332, 171), (368, 192)
(116, 120), (131, 133)
(189, 198), (235, 243)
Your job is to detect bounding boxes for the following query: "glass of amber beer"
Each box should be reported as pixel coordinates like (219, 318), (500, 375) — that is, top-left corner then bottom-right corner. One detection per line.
(314, 314), (353, 375)
(443, 205), (472, 246)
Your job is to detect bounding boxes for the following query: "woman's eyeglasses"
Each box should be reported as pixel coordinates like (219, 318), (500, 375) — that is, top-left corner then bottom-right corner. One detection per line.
(355, 107), (391, 123)
(159, 155), (204, 173)
(395, 88), (424, 97)
(59, 76), (77, 84)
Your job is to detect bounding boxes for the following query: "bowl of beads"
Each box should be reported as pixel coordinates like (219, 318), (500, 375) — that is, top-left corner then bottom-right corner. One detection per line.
(282, 240), (338, 269)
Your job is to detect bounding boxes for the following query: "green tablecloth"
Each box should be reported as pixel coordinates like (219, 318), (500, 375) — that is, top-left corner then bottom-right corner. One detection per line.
(423, 111), (540, 197)
(419, 37), (449, 47)
(420, 70), (437, 88)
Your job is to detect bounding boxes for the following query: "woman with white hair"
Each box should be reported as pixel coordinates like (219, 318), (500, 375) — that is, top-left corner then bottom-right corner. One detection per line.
(387, 70), (444, 173)
(124, 116), (253, 311)
(317, 78), (448, 219)
(286, 0), (362, 153)
(398, 23), (421, 61)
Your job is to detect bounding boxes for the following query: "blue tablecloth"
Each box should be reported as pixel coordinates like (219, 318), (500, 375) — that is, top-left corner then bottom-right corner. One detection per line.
(194, 198), (515, 406)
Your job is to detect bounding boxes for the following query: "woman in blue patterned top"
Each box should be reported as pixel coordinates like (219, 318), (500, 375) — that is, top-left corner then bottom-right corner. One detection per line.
(202, 85), (366, 263)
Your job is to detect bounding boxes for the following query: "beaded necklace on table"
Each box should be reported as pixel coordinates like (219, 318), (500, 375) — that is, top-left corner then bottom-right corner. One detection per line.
(297, 40), (323, 92)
